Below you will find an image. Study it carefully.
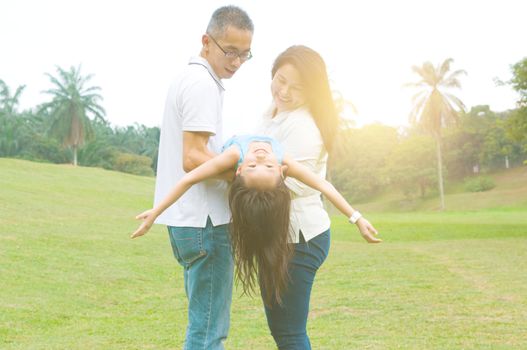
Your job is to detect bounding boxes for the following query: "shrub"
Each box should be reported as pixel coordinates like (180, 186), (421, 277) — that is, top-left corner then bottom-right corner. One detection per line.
(113, 152), (154, 176)
(19, 135), (70, 164)
(464, 176), (496, 192)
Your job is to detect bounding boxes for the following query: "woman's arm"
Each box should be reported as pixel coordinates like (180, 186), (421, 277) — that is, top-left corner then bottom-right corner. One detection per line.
(131, 147), (240, 238)
(283, 155), (381, 243)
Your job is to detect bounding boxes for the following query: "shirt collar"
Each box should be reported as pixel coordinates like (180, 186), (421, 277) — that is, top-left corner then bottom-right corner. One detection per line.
(188, 56), (225, 90)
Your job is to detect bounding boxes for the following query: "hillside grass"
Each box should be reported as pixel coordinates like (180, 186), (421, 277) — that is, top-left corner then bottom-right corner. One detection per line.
(1, 158), (526, 349)
(357, 166), (527, 213)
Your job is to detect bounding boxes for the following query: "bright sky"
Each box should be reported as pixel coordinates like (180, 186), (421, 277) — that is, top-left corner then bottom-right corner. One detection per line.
(1, 0), (525, 136)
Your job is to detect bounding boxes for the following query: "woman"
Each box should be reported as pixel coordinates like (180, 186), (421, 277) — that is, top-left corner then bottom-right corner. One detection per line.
(256, 45), (381, 349)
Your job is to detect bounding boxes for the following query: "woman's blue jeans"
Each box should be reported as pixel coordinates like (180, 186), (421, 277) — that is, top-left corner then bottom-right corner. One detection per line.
(167, 217), (233, 350)
(263, 229), (330, 350)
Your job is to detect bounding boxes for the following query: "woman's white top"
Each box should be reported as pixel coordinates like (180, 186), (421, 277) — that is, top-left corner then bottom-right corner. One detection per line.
(256, 105), (331, 243)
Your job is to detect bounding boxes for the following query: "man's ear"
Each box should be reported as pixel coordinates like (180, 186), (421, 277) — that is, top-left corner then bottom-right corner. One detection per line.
(235, 166), (242, 176)
(280, 165), (289, 178)
(201, 34), (210, 49)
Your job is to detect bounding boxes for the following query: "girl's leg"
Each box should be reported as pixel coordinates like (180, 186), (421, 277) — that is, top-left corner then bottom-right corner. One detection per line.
(263, 229), (330, 350)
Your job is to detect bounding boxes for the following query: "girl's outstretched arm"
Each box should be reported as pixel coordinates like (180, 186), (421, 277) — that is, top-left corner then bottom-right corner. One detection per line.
(131, 146), (240, 239)
(283, 155), (381, 243)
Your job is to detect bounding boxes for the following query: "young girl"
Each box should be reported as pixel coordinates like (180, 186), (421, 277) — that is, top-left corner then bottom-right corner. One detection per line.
(131, 134), (381, 305)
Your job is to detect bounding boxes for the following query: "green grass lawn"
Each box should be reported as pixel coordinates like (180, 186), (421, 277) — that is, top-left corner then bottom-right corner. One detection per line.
(357, 166), (527, 213)
(1, 159), (526, 349)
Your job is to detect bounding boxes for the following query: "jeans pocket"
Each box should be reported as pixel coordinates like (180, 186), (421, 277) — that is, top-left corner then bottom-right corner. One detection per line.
(168, 226), (207, 267)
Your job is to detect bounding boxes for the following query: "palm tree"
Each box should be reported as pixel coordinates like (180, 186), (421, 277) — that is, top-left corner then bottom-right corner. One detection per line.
(0, 79), (26, 156)
(406, 58), (466, 210)
(41, 65), (105, 165)
(0, 79), (26, 116)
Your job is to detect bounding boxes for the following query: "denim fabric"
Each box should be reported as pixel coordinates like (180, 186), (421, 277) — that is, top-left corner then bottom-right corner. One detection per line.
(263, 229), (330, 350)
(168, 217), (234, 350)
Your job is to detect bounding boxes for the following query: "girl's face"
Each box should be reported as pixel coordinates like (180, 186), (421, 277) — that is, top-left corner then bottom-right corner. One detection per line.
(236, 141), (283, 190)
(271, 63), (307, 114)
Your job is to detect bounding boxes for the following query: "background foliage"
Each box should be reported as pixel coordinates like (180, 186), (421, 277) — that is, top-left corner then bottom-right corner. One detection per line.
(1, 57), (527, 189)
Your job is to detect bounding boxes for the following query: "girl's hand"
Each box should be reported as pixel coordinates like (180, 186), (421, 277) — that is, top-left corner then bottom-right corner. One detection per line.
(356, 217), (382, 243)
(131, 209), (156, 239)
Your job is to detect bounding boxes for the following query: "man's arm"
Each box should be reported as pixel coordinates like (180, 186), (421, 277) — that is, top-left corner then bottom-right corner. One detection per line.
(183, 131), (235, 181)
(182, 131), (216, 171)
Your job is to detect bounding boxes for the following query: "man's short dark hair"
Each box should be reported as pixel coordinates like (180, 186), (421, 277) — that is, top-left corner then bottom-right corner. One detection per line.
(206, 5), (254, 37)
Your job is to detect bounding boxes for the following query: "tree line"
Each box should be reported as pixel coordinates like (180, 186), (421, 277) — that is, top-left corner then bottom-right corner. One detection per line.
(331, 57), (527, 208)
(1, 58), (526, 208)
(331, 105), (525, 203)
(0, 66), (159, 176)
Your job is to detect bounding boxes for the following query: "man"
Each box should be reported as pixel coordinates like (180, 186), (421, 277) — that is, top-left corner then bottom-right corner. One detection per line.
(153, 6), (253, 350)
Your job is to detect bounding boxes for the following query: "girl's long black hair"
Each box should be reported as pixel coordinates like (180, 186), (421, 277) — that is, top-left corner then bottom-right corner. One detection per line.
(228, 175), (293, 306)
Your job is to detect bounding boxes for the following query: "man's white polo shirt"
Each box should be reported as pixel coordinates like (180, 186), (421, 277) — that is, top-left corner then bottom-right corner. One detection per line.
(154, 56), (230, 228)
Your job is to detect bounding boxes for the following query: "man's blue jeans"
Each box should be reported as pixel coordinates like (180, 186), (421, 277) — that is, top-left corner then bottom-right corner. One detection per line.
(168, 217), (233, 350)
(263, 229), (330, 350)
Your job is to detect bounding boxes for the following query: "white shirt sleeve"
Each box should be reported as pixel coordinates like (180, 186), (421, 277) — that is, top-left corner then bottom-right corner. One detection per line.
(180, 77), (221, 135)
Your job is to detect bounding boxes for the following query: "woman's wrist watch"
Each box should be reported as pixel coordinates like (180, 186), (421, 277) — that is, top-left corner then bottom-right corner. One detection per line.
(349, 211), (362, 224)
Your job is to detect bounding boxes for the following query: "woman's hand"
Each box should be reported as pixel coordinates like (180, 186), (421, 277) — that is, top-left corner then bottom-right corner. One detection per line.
(131, 209), (157, 239)
(355, 217), (382, 243)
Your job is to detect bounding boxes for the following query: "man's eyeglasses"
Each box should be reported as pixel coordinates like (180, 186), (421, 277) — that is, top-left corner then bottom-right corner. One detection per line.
(208, 34), (253, 61)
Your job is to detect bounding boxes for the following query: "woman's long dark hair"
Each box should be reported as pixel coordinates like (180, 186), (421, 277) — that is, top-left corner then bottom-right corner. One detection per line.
(228, 175), (293, 306)
(272, 45), (339, 154)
